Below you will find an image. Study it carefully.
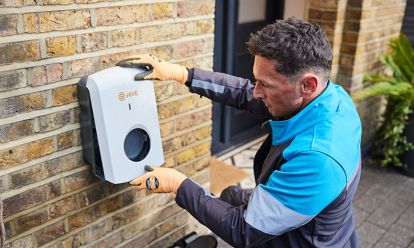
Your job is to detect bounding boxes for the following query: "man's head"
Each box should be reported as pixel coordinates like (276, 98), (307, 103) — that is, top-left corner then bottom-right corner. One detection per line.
(247, 17), (333, 119)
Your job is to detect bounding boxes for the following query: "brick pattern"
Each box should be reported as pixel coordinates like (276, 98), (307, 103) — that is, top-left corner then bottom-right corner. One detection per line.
(0, 0), (214, 247)
(307, 0), (407, 144)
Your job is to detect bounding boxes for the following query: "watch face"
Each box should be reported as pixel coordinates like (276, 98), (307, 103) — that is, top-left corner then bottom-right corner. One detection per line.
(124, 128), (151, 162)
(146, 176), (159, 190)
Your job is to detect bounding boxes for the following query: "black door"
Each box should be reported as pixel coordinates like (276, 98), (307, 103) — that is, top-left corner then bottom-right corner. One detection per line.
(212, 0), (284, 155)
(402, 0), (414, 46)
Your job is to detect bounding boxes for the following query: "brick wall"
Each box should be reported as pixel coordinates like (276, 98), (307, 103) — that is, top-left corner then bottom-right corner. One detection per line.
(0, 0), (214, 247)
(307, 0), (407, 144)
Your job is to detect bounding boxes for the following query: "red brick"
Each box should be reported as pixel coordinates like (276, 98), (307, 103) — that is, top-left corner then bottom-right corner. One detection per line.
(118, 200), (179, 239)
(177, 0), (215, 17)
(155, 211), (188, 239)
(157, 96), (195, 119)
(308, 8), (338, 20)
(10, 153), (76, 189)
(175, 108), (212, 131)
(43, 0), (74, 4)
(172, 38), (214, 58)
(0, 0), (36, 6)
(163, 135), (191, 153)
(0, 69), (27, 92)
(46, 36), (77, 56)
(80, 219), (112, 245)
(309, 0), (339, 9)
(64, 169), (97, 193)
(0, 119), (34, 143)
(68, 207), (95, 230)
(38, 109), (71, 132)
(175, 142), (211, 164)
(150, 225), (187, 248)
(57, 130), (74, 150)
(3, 180), (61, 217)
(47, 195), (79, 218)
(68, 57), (99, 78)
(112, 196), (156, 231)
(0, 92), (48, 118)
(58, 233), (85, 248)
(111, 28), (136, 47)
(53, 85), (77, 106)
(195, 125), (211, 141)
(6, 208), (48, 238)
(23, 13), (38, 33)
(122, 210), (187, 248)
(122, 228), (157, 248)
(81, 32), (108, 52)
(149, 45), (174, 61)
(139, 23), (183, 43)
(2, 235), (34, 248)
(151, 3), (174, 19)
(74, 128), (82, 146)
(0, 14), (18, 36)
(74, 107), (81, 123)
(89, 232), (122, 248)
(98, 51), (135, 69)
(185, 20), (215, 35)
(39, 10), (91, 32)
(0, 137), (54, 169)
(34, 220), (66, 246)
(94, 195), (122, 218)
(0, 174), (10, 192)
(78, 0), (108, 2)
(96, 5), (149, 26)
(30, 64), (63, 86)
(0, 40), (40, 65)
(78, 182), (110, 207)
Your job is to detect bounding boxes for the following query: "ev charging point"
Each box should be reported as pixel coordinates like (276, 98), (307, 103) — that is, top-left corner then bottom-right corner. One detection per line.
(78, 66), (164, 184)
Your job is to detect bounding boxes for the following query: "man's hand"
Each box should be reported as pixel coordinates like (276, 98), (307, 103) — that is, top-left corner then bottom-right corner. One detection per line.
(116, 54), (189, 84)
(130, 165), (187, 194)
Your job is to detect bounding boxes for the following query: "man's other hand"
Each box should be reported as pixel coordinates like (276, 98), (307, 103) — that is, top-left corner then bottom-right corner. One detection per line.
(130, 165), (187, 194)
(116, 54), (189, 84)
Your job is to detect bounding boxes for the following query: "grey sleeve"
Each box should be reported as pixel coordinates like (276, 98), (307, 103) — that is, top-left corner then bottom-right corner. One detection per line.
(175, 179), (274, 248)
(185, 68), (271, 117)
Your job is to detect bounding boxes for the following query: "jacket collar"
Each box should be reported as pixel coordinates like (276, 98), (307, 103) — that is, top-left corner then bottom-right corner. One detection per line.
(269, 81), (341, 145)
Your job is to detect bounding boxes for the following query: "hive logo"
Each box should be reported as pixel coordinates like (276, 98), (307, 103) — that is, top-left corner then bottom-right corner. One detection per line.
(118, 90), (138, 102)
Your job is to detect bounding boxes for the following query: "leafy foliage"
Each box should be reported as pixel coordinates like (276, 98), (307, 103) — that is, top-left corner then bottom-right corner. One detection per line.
(352, 33), (414, 167)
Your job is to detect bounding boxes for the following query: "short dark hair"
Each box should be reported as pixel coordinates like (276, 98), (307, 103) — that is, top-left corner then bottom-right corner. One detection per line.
(247, 17), (332, 82)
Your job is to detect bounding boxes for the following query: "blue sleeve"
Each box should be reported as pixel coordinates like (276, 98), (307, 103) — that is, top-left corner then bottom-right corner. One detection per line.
(244, 151), (346, 235)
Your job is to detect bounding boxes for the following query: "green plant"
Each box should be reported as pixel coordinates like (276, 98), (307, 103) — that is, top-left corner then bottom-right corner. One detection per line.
(352, 33), (414, 167)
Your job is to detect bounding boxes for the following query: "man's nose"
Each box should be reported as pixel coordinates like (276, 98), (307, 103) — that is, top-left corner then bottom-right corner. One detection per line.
(253, 84), (263, 99)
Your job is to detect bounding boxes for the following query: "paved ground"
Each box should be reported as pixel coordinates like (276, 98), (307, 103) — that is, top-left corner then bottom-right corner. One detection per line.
(214, 137), (414, 248)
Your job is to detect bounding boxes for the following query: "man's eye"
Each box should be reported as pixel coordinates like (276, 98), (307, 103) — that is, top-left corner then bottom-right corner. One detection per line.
(257, 81), (268, 87)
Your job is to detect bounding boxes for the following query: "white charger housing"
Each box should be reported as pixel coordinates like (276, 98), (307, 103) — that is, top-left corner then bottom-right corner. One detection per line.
(78, 66), (164, 184)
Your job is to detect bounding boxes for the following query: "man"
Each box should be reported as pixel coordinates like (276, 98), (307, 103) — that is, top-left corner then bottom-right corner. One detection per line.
(118, 17), (362, 248)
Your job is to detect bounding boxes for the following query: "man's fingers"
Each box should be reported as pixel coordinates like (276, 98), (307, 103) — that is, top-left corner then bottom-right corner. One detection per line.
(116, 57), (142, 66)
(130, 176), (146, 189)
(142, 73), (161, 81)
(134, 70), (155, 81)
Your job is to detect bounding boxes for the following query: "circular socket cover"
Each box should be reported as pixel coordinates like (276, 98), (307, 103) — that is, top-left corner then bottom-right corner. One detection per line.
(124, 128), (150, 162)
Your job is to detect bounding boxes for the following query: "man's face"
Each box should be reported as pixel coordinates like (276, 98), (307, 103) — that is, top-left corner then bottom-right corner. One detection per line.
(253, 55), (304, 119)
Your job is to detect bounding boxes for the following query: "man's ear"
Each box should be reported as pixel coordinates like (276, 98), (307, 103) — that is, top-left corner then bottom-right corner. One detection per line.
(300, 75), (318, 98)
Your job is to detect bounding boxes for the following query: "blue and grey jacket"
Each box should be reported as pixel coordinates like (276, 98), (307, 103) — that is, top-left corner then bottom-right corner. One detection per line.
(175, 68), (362, 248)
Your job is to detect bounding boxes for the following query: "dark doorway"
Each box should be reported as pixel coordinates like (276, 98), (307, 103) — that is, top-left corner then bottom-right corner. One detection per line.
(402, 0), (414, 46)
(212, 0), (284, 155)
